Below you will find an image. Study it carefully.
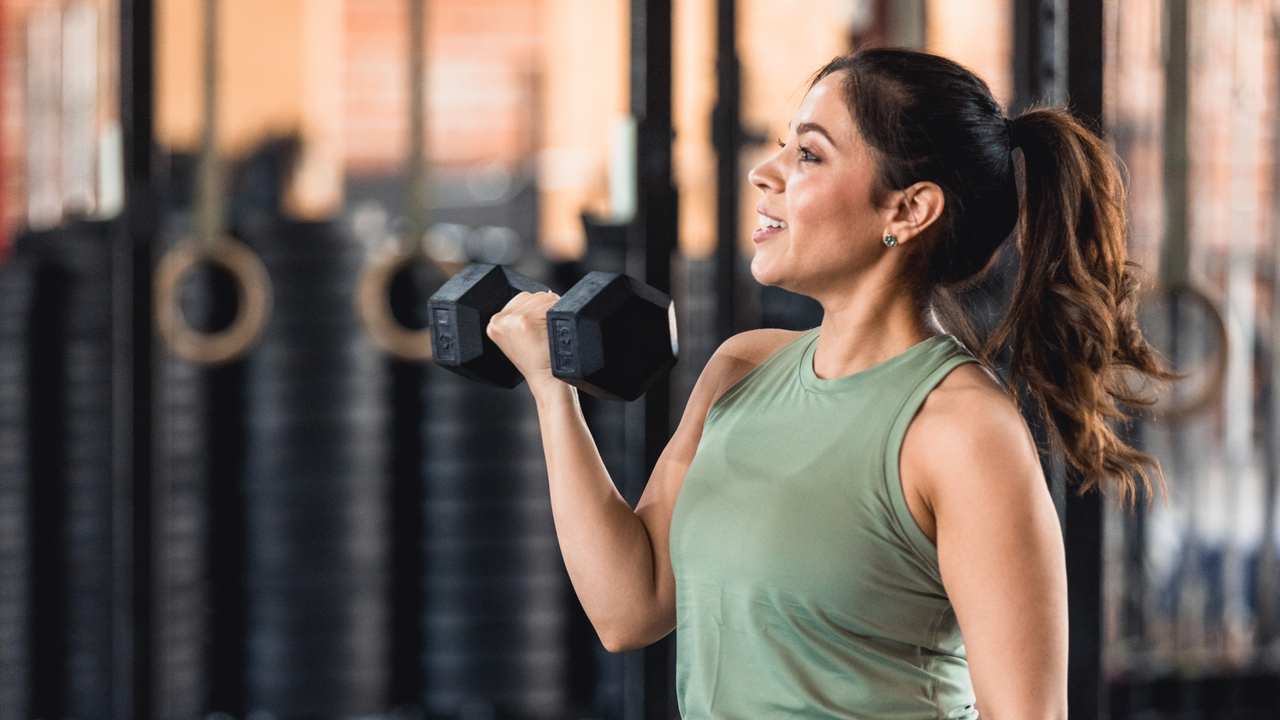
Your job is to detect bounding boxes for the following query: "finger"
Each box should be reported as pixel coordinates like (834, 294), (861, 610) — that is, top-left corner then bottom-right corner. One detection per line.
(500, 291), (537, 313)
(488, 295), (554, 335)
(526, 292), (561, 311)
(500, 290), (560, 315)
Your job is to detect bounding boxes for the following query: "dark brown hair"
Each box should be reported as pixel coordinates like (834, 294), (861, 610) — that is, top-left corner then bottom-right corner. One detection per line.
(814, 49), (1172, 504)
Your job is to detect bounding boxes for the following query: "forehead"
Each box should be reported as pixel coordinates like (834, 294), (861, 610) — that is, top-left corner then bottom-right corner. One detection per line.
(791, 73), (858, 141)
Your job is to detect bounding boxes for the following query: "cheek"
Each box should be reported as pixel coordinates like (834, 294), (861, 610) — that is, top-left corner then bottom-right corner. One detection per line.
(791, 188), (863, 244)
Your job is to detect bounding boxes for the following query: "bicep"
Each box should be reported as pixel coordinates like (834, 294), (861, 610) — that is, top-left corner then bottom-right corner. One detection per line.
(924, 406), (1068, 720)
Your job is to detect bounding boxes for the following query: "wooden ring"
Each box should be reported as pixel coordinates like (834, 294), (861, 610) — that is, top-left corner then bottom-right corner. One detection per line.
(154, 237), (272, 366)
(355, 242), (434, 361)
(1139, 284), (1229, 421)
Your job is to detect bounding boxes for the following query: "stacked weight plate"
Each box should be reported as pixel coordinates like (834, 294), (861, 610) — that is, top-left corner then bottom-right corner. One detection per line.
(13, 225), (115, 720)
(153, 335), (209, 720)
(152, 223), (213, 720)
(0, 254), (33, 720)
(241, 219), (390, 717)
(385, 259), (446, 709)
(421, 366), (567, 718)
(52, 225), (115, 720)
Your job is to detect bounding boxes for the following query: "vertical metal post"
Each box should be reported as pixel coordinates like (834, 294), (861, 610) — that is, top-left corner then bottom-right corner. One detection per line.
(1065, 493), (1104, 720)
(1011, 0), (1069, 523)
(1065, 0), (1106, 717)
(884, 0), (926, 50)
(1261, 15), (1280, 651)
(711, 0), (738, 343)
(628, 0), (677, 717)
(1162, 0), (1190, 290)
(1013, 0), (1068, 112)
(1014, 0), (1106, 716)
(121, 0), (154, 192)
(118, 0), (156, 717)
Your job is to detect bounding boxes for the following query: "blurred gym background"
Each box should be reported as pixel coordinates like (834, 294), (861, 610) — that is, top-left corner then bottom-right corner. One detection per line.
(0, 0), (1277, 718)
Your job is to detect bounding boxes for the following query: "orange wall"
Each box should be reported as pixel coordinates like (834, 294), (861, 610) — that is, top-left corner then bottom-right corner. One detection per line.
(157, 0), (541, 173)
(343, 0), (540, 175)
(926, 0), (1013, 108)
(536, 0), (628, 258)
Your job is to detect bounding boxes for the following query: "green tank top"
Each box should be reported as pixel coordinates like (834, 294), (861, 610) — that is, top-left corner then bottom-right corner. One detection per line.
(669, 329), (980, 720)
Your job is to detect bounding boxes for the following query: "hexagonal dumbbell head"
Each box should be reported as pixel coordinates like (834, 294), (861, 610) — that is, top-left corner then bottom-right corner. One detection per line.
(546, 272), (678, 401)
(428, 263), (549, 388)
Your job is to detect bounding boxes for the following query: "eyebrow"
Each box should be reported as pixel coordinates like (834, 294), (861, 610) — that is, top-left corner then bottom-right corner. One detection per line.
(795, 121), (837, 147)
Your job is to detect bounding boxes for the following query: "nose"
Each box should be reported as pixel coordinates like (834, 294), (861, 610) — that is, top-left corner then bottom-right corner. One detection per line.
(748, 148), (783, 194)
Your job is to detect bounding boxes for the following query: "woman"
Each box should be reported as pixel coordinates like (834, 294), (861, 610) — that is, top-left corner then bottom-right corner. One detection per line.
(489, 49), (1168, 719)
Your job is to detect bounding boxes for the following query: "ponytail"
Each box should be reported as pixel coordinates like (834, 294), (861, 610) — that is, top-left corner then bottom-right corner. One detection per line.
(813, 50), (1173, 505)
(988, 109), (1174, 504)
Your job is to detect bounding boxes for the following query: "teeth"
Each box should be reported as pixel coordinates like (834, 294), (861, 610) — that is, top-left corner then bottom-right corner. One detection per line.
(758, 215), (787, 229)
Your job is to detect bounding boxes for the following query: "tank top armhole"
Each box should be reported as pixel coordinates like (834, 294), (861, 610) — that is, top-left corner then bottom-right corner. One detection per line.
(882, 351), (979, 568)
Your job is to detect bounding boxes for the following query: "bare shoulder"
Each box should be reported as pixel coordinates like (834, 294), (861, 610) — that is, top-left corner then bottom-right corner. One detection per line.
(715, 327), (807, 362)
(668, 328), (804, 447)
(901, 362), (1048, 534)
(711, 330), (798, 371)
(917, 362), (1019, 430)
(909, 363), (1040, 476)
(646, 330), (806, 506)
(697, 328), (806, 404)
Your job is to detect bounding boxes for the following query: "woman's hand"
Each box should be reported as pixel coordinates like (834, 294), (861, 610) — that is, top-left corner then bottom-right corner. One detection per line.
(486, 291), (562, 395)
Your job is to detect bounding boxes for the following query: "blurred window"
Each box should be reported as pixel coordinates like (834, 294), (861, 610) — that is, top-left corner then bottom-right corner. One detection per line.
(1105, 0), (1280, 682)
(3, 0), (123, 246)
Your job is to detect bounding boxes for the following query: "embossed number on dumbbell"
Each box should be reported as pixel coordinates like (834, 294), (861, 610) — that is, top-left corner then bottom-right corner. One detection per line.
(552, 318), (576, 373)
(433, 309), (458, 363)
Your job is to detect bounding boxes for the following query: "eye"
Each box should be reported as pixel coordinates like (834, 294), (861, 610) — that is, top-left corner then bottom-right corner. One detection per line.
(776, 137), (786, 149)
(798, 145), (819, 162)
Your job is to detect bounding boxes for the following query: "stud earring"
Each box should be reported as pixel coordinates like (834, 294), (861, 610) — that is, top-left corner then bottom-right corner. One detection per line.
(883, 234), (898, 247)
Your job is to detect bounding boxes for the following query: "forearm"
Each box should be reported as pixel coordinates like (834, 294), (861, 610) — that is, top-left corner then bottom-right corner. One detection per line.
(531, 382), (672, 649)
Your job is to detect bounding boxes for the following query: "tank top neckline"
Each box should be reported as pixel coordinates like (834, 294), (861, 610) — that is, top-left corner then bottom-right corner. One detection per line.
(798, 330), (956, 395)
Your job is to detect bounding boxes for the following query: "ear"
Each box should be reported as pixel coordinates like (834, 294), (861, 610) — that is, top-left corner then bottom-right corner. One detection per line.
(882, 181), (945, 246)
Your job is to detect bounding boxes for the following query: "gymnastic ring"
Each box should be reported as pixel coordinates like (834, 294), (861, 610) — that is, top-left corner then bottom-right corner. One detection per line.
(1138, 283), (1229, 421)
(355, 241), (433, 362)
(154, 237), (273, 366)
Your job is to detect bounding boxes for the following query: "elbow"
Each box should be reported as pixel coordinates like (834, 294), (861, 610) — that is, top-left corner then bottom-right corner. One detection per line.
(594, 616), (672, 653)
(596, 626), (652, 653)
(598, 632), (640, 654)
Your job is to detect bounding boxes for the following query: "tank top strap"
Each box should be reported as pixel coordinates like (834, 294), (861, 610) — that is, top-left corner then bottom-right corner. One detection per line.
(881, 336), (979, 570)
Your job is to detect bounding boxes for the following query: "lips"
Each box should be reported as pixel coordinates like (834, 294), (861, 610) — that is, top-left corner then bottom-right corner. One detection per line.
(756, 206), (787, 227)
(754, 207), (787, 243)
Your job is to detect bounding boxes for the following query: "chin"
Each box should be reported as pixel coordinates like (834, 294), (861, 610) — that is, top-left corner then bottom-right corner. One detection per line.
(749, 254), (781, 289)
(750, 251), (800, 292)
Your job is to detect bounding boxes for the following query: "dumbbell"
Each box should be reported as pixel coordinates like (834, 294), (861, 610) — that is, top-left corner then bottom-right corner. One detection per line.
(427, 263), (678, 401)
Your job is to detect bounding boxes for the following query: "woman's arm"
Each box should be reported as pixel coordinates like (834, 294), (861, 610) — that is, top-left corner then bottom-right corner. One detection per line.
(487, 291), (798, 650)
(900, 364), (1068, 720)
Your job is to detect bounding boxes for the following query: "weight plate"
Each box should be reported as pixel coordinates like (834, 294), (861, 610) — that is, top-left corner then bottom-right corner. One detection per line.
(240, 218), (391, 718)
(0, 257), (33, 719)
(421, 369), (567, 717)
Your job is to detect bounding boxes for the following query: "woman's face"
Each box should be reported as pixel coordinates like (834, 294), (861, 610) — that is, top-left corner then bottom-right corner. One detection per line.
(747, 73), (891, 297)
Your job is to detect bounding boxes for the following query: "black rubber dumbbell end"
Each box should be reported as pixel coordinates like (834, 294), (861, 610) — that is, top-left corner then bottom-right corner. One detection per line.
(428, 263), (550, 388)
(546, 272), (678, 401)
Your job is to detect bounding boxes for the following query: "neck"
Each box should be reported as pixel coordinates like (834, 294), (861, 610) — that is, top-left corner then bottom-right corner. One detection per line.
(809, 275), (933, 380)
